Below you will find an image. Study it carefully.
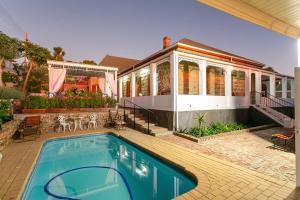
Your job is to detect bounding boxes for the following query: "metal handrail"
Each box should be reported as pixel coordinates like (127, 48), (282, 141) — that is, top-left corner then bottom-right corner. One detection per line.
(251, 91), (294, 119)
(266, 92), (294, 107)
(122, 99), (157, 134)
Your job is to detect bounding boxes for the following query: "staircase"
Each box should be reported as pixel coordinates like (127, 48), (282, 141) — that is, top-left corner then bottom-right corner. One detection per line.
(251, 92), (294, 128)
(121, 100), (173, 137)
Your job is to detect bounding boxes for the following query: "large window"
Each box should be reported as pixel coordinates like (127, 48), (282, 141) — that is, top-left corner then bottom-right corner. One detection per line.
(287, 79), (292, 98)
(178, 60), (199, 95)
(232, 70), (245, 96)
(156, 61), (170, 95)
(261, 75), (270, 96)
(135, 67), (150, 96)
(206, 66), (225, 96)
(275, 77), (282, 98)
(122, 76), (131, 97)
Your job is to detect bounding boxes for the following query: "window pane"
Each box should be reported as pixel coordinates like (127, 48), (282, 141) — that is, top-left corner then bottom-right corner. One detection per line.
(135, 67), (150, 96)
(261, 75), (270, 96)
(156, 61), (170, 95)
(287, 79), (292, 90)
(206, 66), (225, 96)
(232, 70), (245, 96)
(178, 61), (199, 95)
(122, 76), (131, 97)
(275, 78), (282, 91)
(287, 79), (292, 98)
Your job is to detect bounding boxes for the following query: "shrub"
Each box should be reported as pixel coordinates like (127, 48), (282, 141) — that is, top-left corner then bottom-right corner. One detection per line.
(2, 71), (18, 83)
(23, 96), (49, 109)
(0, 100), (12, 123)
(106, 97), (117, 107)
(22, 96), (116, 109)
(0, 88), (24, 99)
(186, 122), (247, 138)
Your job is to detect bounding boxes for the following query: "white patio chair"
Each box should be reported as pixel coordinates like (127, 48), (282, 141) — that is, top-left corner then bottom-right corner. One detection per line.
(88, 113), (97, 129)
(57, 115), (71, 132)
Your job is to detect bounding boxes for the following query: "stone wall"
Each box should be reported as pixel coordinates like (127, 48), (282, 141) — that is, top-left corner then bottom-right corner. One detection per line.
(0, 120), (21, 150)
(14, 111), (110, 134)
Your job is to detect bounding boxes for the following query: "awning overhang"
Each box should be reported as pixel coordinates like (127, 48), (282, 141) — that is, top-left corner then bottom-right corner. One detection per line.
(47, 60), (118, 76)
(197, 0), (300, 39)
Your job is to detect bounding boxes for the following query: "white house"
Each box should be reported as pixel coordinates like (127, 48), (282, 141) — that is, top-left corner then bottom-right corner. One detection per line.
(115, 37), (294, 130)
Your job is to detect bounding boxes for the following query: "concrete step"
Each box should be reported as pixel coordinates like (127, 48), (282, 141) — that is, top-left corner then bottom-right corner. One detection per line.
(150, 130), (173, 137)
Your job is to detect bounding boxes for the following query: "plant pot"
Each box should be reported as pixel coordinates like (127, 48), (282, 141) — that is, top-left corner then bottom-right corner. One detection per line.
(22, 109), (46, 114)
(46, 108), (67, 113)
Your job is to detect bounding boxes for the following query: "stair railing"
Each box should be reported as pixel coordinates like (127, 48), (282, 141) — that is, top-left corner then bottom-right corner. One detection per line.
(266, 92), (294, 107)
(122, 99), (157, 134)
(251, 91), (294, 119)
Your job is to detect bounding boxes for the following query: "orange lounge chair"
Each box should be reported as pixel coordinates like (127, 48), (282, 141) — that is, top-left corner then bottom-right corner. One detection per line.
(271, 132), (294, 146)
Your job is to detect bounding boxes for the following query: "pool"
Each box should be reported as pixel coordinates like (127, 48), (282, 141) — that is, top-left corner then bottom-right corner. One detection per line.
(21, 133), (196, 200)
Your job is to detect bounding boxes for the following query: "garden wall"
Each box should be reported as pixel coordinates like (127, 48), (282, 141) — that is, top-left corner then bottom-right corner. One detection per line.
(0, 120), (21, 150)
(14, 111), (111, 134)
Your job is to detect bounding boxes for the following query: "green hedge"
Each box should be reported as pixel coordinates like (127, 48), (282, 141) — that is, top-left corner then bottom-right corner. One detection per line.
(0, 88), (24, 99)
(22, 96), (117, 109)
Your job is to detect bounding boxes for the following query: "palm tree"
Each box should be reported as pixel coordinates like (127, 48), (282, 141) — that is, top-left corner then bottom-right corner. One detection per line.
(22, 41), (51, 92)
(52, 47), (65, 61)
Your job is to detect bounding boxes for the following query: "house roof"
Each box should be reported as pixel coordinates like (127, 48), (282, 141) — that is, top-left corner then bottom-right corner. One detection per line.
(178, 38), (265, 66)
(99, 55), (140, 73)
(120, 38), (266, 75)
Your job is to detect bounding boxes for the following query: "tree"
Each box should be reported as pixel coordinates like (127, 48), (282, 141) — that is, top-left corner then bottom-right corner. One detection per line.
(82, 60), (97, 65)
(22, 41), (51, 92)
(52, 46), (65, 61)
(0, 32), (23, 87)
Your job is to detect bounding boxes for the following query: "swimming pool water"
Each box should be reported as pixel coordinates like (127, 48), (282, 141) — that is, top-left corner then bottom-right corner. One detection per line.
(22, 133), (196, 200)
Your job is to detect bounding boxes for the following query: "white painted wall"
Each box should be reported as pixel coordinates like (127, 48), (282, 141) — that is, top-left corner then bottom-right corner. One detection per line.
(118, 50), (293, 113)
(295, 39), (300, 187)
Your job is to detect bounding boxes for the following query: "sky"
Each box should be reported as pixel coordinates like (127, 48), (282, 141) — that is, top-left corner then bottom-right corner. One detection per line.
(0, 0), (297, 76)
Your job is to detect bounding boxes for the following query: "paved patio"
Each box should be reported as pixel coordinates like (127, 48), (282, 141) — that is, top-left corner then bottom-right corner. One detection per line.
(0, 127), (299, 200)
(161, 127), (296, 182)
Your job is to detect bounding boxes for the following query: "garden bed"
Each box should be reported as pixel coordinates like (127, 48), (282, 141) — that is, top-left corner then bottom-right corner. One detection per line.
(22, 107), (113, 114)
(174, 124), (276, 143)
(21, 95), (117, 114)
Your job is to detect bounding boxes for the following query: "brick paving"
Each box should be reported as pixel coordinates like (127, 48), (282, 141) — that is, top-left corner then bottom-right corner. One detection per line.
(161, 127), (295, 182)
(0, 127), (299, 199)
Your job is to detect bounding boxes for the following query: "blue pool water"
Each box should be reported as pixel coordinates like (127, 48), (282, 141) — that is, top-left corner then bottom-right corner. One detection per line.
(22, 133), (196, 200)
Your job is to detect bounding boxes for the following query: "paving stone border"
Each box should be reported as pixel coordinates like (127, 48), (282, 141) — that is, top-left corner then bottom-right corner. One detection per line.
(174, 124), (277, 143)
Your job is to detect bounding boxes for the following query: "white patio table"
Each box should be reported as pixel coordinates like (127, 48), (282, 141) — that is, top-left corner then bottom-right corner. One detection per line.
(70, 116), (84, 131)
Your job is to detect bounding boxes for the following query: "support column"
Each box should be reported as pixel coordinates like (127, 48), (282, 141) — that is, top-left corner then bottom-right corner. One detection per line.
(131, 72), (135, 98)
(200, 60), (207, 95)
(295, 39), (300, 187)
(170, 52), (178, 131)
(291, 79), (295, 98)
(282, 77), (287, 98)
(269, 75), (275, 96)
(150, 63), (156, 96)
(225, 66), (232, 96)
(114, 71), (117, 99)
(256, 72), (261, 93)
(118, 79), (123, 99)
